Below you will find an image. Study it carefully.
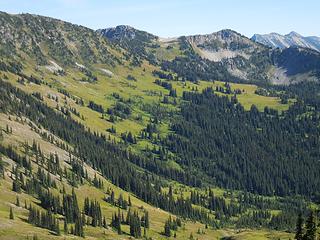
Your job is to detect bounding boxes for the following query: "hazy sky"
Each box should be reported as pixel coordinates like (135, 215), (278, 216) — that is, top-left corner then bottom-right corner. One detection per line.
(1, 0), (319, 38)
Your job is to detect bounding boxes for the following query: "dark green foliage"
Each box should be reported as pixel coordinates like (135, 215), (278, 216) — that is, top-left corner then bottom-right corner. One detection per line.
(64, 218), (68, 234)
(111, 210), (122, 234)
(295, 213), (304, 240)
(32, 92), (43, 101)
(16, 196), (20, 207)
(9, 207), (14, 219)
(106, 192), (128, 210)
(129, 211), (141, 238)
(80, 68), (97, 82)
(154, 79), (173, 90)
(28, 206), (60, 234)
(117, 194), (128, 210)
(165, 87), (320, 197)
(107, 125), (117, 134)
(36, 167), (57, 188)
(121, 131), (136, 144)
(0, 144), (31, 171)
(153, 71), (174, 80)
(272, 47), (320, 76)
(83, 197), (103, 227)
(0, 60), (22, 73)
(144, 211), (150, 228)
(164, 216), (182, 237)
(164, 219), (171, 237)
(88, 100), (104, 113)
(0, 155), (4, 178)
(303, 212), (316, 240)
(127, 74), (137, 81)
(92, 173), (104, 189)
(63, 189), (80, 223)
(268, 211), (296, 231)
(74, 214), (85, 237)
(107, 102), (131, 120)
(0, 80), (317, 231)
(12, 179), (22, 193)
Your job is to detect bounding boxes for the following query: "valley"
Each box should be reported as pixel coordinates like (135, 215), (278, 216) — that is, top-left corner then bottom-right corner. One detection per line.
(0, 11), (319, 240)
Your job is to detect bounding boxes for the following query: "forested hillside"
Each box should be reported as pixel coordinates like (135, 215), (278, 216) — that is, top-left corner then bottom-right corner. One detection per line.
(0, 11), (319, 240)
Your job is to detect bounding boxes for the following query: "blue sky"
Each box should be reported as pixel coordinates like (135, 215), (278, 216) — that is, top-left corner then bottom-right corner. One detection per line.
(1, 0), (319, 37)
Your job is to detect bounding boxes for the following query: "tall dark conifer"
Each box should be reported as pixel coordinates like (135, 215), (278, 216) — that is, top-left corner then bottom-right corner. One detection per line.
(295, 213), (304, 240)
(303, 212), (316, 240)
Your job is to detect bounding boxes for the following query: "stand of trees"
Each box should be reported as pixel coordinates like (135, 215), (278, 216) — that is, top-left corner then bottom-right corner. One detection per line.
(28, 206), (60, 235)
(1, 80), (319, 232)
(294, 211), (319, 240)
(0, 81), (210, 225)
(163, 216), (182, 237)
(164, 87), (320, 197)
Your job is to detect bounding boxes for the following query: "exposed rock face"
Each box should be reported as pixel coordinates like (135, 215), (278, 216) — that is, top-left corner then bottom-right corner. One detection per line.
(252, 32), (320, 52)
(186, 29), (264, 62)
(97, 25), (157, 43)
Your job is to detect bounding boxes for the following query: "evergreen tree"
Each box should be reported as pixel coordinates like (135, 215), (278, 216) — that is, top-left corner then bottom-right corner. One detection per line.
(9, 207), (14, 220)
(12, 179), (21, 193)
(295, 213), (304, 240)
(144, 211), (150, 228)
(128, 196), (132, 206)
(0, 155), (4, 178)
(74, 215), (84, 237)
(129, 211), (141, 238)
(55, 220), (60, 236)
(117, 209), (122, 234)
(303, 212), (316, 240)
(103, 217), (107, 228)
(64, 218), (68, 234)
(164, 220), (171, 237)
(16, 196), (20, 207)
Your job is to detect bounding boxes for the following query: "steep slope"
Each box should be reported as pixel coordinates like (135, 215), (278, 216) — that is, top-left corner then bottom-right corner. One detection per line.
(267, 46), (320, 84)
(183, 29), (270, 81)
(0, 80), (301, 240)
(0, 11), (320, 239)
(0, 12), (120, 67)
(96, 25), (320, 84)
(97, 25), (159, 66)
(252, 31), (320, 52)
(160, 30), (320, 84)
(187, 29), (264, 61)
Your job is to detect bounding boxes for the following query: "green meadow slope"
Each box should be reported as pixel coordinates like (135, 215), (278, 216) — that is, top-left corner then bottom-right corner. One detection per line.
(0, 12), (319, 240)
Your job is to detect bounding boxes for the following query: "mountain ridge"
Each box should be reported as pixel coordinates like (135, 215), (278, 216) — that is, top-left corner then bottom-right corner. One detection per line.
(252, 31), (320, 52)
(97, 24), (320, 84)
(0, 10), (320, 240)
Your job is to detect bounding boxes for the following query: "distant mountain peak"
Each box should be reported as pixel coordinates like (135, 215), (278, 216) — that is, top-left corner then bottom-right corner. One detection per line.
(251, 31), (320, 52)
(286, 31), (301, 37)
(97, 25), (157, 42)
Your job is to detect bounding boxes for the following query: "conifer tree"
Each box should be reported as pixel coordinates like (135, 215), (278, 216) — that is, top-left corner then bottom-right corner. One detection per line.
(303, 212), (316, 240)
(144, 211), (150, 228)
(16, 196), (20, 207)
(129, 211), (141, 238)
(12, 179), (21, 193)
(103, 216), (107, 228)
(117, 209), (122, 234)
(64, 218), (68, 234)
(9, 207), (14, 220)
(55, 220), (60, 236)
(295, 213), (304, 240)
(74, 216), (84, 237)
(128, 196), (132, 206)
(164, 220), (171, 237)
(0, 155), (4, 178)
